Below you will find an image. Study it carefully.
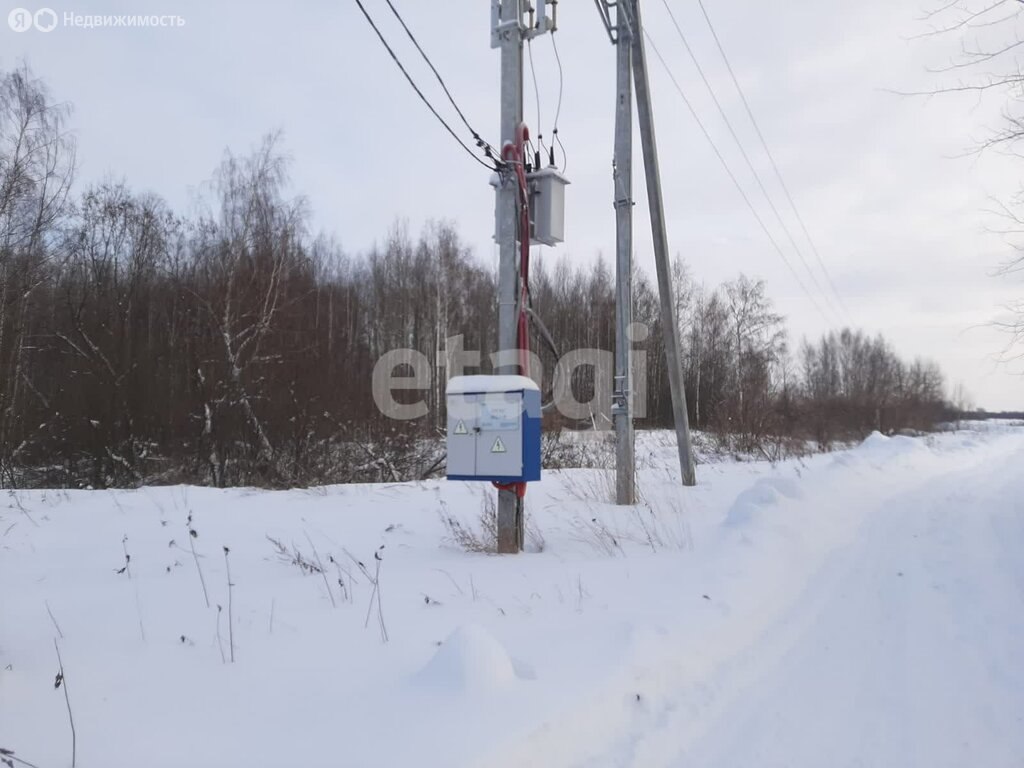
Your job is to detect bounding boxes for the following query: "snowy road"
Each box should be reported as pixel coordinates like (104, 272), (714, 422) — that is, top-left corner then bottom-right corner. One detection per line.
(672, 445), (1024, 767)
(577, 432), (1024, 768)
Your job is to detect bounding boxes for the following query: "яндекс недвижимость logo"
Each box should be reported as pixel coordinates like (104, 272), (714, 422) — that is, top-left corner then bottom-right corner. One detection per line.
(8, 7), (57, 32)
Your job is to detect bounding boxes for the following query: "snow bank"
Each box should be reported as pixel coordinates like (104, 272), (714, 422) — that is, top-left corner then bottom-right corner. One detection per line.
(413, 624), (521, 694)
(723, 476), (804, 528)
(3, 427), (1023, 768)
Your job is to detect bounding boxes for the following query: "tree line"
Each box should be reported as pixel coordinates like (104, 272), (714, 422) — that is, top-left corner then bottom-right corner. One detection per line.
(0, 65), (952, 488)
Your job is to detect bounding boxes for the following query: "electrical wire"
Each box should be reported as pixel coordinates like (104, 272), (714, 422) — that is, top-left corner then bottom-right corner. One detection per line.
(695, 0), (850, 317)
(550, 30), (567, 171)
(527, 37), (548, 160)
(354, 0), (498, 170)
(658, 0), (843, 326)
(380, 0), (501, 163)
(642, 29), (833, 325)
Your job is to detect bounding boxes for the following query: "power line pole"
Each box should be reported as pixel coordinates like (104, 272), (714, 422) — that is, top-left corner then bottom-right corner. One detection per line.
(494, 0), (524, 552)
(613, 1), (635, 505)
(630, 0), (696, 486)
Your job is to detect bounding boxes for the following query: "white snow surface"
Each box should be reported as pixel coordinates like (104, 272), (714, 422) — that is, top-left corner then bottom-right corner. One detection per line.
(446, 374), (539, 394)
(2, 427), (1023, 767)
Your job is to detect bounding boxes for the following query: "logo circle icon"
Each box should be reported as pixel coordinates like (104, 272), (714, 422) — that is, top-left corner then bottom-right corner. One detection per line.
(34, 8), (58, 32)
(7, 7), (33, 31)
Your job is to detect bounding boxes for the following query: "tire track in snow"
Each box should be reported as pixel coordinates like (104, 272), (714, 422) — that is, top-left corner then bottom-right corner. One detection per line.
(663, 435), (1024, 768)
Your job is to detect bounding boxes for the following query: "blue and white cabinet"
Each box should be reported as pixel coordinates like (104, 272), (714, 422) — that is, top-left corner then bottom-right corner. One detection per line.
(445, 375), (541, 483)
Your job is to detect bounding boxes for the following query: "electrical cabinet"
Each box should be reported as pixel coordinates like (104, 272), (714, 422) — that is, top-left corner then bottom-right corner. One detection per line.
(446, 375), (541, 483)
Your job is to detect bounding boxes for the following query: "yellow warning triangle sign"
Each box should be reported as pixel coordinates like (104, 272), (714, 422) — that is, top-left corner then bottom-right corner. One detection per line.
(491, 436), (507, 453)
(454, 420), (468, 435)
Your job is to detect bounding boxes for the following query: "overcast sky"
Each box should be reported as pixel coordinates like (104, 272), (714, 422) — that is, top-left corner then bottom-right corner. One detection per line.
(4, 0), (1022, 409)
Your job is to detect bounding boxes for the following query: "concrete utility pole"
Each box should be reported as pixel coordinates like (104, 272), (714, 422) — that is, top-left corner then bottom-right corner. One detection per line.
(612, 1), (635, 505)
(495, 0), (525, 552)
(630, 0), (697, 486)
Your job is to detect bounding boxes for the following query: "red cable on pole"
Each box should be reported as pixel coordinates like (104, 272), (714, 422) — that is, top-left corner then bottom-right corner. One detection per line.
(498, 122), (534, 501)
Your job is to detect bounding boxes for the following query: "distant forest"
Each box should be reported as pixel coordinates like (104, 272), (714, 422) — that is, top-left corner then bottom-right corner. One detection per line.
(0, 66), (955, 489)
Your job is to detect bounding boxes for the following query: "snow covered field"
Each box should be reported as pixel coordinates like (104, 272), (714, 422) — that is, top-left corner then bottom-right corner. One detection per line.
(3, 425), (1023, 767)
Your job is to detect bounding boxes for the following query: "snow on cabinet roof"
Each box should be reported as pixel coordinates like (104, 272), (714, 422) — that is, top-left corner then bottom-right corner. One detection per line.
(446, 375), (539, 394)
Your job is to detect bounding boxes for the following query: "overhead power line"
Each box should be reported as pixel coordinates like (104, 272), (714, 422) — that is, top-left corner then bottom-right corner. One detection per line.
(380, 0), (499, 162)
(658, 0), (844, 326)
(694, 0), (850, 318)
(354, 0), (498, 170)
(642, 29), (833, 325)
